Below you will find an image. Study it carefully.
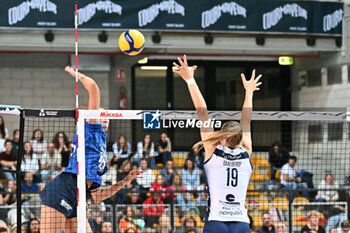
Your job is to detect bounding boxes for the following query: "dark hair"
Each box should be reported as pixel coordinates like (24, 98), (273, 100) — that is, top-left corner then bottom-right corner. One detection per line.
(261, 212), (270, 217)
(269, 141), (281, 153)
(183, 216), (197, 227)
(0, 228), (7, 233)
(123, 206), (136, 218)
(248, 214), (254, 229)
(125, 227), (137, 233)
(32, 129), (44, 142)
(117, 135), (128, 154)
(140, 158), (149, 170)
(251, 226), (262, 233)
(183, 159), (194, 171)
(12, 129), (19, 142)
(182, 227), (197, 233)
(289, 155), (297, 162)
(26, 218), (40, 233)
(142, 134), (152, 149)
(23, 141), (33, 161)
(0, 116), (5, 139)
(140, 158), (148, 164)
(52, 132), (69, 150)
(13, 129), (19, 137)
(5, 139), (12, 146)
(158, 132), (169, 147)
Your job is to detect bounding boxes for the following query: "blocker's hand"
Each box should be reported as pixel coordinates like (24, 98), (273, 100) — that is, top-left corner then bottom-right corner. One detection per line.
(241, 69), (262, 93)
(64, 66), (77, 77)
(64, 65), (85, 80)
(124, 168), (144, 184)
(173, 55), (197, 81)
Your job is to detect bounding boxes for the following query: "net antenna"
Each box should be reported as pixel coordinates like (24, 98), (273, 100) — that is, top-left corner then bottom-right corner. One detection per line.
(74, 1), (87, 233)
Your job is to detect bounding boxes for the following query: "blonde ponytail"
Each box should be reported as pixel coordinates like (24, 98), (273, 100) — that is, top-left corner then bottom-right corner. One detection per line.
(193, 121), (242, 149)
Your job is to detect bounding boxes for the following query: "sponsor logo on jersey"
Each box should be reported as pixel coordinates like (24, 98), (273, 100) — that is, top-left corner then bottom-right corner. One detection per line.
(223, 160), (242, 167)
(219, 210), (243, 216)
(226, 194), (235, 202)
(97, 147), (107, 175)
(100, 111), (123, 117)
(222, 153), (242, 160)
(219, 194), (241, 207)
(60, 199), (72, 211)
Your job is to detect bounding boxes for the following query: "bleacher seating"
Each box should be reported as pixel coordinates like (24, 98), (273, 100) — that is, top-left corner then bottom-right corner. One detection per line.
(251, 170), (265, 182)
(272, 197), (288, 211)
(250, 212), (263, 227)
(247, 184), (260, 197)
(254, 197), (270, 211)
(251, 155), (270, 169)
(293, 197), (309, 210)
(173, 154), (187, 168)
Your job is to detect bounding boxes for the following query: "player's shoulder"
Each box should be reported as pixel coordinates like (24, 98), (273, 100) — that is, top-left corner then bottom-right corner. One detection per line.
(215, 144), (246, 154)
(211, 144), (249, 162)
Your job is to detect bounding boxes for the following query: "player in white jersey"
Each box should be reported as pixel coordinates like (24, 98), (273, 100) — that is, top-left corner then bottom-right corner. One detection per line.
(173, 55), (262, 233)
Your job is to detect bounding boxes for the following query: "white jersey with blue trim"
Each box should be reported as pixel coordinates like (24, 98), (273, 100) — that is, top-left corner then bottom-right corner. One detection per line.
(204, 144), (252, 223)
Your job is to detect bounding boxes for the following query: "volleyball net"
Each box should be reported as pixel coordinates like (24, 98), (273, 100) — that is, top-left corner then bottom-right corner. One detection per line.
(15, 108), (350, 233)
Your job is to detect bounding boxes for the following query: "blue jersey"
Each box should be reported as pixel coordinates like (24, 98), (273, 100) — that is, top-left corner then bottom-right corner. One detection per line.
(64, 122), (108, 189)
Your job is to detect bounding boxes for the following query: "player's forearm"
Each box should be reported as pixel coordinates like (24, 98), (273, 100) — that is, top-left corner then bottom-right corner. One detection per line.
(80, 74), (101, 110)
(91, 179), (127, 203)
(79, 75), (100, 96)
(241, 91), (253, 125)
(188, 84), (209, 122)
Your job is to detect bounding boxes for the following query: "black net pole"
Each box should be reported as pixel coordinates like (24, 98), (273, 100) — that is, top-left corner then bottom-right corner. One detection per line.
(112, 197), (117, 233)
(17, 109), (25, 232)
(288, 199), (292, 233)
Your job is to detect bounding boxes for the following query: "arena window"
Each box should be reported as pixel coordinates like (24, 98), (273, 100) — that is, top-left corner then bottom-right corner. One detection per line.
(307, 69), (322, 87)
(328, 122), (343, 141)
(327, 66), (342, 85)
(308, 124), (323, 143)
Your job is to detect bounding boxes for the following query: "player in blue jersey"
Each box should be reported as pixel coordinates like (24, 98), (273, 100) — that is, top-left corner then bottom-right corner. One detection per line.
(40, 67), (143, 233)
(173, 55), (262, 233)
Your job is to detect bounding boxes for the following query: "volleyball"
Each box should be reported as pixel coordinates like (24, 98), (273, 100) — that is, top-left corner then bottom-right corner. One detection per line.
(118, 29), (145, 56)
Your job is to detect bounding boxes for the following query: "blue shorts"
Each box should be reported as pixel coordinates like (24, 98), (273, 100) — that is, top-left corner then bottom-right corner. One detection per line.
(41, 173), (78, 219)
(203, 221), (250, 233)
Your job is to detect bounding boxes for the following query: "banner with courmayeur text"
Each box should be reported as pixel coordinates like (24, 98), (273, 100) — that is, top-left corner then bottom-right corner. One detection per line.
(1, 0), (343, 36)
